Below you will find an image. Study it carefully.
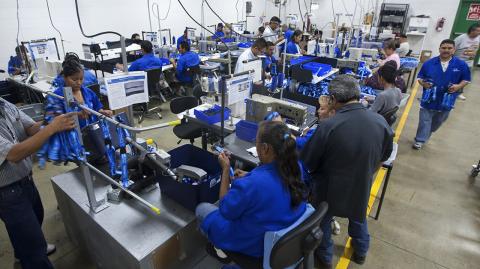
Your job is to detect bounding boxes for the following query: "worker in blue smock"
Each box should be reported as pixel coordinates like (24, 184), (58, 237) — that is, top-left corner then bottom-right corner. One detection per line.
(7, 46), (27, 75)
(286, 30), (304, 55)
(196, 121), (308, 258)
(46, 56), (112, 129)
(262, 41), (278, 75)
(52, 52), (98, 88)
(279, 24), (294, 52)
(170, 41), (200, 84)
(176, 28), (191, 50)
(412, 39), (471, 150)
(212, 23), (225, 40)
(115, 40), (163, 72)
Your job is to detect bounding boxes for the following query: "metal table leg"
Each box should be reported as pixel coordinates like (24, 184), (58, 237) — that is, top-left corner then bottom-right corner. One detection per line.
(375, 164), (393, 220)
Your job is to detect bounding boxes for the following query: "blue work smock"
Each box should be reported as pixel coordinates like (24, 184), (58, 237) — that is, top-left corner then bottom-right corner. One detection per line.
(200, 162), (307, 257)
(212, 31), (225, 40)
(262, 55), (277, 73)
(285, 30), (294, 42)
(176, 51), (200, 83)
(418, 56), (471, 111)
(7, 56), (22, 75)
(176, 35), (191, 50)
(47, 86), (103, 129)
(286, 41), (300, 54)
(128, 53), (164, 72)
(52, 68), (98, 88)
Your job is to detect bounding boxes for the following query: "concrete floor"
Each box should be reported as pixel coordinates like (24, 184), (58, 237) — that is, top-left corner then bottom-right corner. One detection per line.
(1, 70), (480, 269)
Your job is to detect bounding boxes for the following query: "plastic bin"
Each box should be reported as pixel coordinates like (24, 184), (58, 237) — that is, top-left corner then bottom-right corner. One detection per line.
(302, 62), (332, 77)
(290, 56), (315, 66)
(157, 144), (221, 212)
(236, 120), (258, 142)
(194, 104), (231, 125)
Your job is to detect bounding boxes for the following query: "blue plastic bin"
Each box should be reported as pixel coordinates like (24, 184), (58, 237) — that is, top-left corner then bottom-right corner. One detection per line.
(290, 56), (315, 66)
(302, 62), (332, 77)
(157, 144), (221, 212)
(236, 120), (258, 142)
(194, 105), (231, 125)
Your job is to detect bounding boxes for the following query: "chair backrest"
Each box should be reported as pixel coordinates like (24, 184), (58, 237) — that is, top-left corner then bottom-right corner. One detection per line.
(185, 65), (201, 80)
(381, 106), (399, 126)
(145, 68), (162, 90)
(170, 96), (199, 114)
(269, 202), (329, 269)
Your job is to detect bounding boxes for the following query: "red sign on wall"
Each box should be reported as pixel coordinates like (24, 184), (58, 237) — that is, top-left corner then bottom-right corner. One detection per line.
(467, 3), (480, 21)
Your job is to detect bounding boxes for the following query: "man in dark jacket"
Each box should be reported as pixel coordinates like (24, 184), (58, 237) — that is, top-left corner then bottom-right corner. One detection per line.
(301, 75), (393, 268)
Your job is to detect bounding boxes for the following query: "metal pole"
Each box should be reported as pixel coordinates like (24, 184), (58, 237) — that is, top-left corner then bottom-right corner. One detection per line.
(147, 0), (153, 32)
(120, 36), (136, 135)
(63, 87), (108, 213)
(220, 77), (226, 146)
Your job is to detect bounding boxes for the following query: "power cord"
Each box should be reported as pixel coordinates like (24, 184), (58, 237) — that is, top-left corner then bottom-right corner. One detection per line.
(74, 0), (121, 38)
(45, 0), (65, 56)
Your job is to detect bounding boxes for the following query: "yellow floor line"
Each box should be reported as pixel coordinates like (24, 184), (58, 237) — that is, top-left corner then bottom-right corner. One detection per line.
(335, 82), (420, 269)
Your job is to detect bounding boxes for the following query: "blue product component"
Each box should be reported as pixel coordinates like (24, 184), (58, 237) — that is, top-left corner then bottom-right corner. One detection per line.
(276, 73), (285, 88)
(271, 62), (277, 76)
(212, 145), (235, 177)
(163, 36), (167, 45)
(334, 46), (341, 58)
(172, 36), (176, 45)
(101, 120), (117, 176)
(116, 124), (129, 187)
(441, 92), (456, 110)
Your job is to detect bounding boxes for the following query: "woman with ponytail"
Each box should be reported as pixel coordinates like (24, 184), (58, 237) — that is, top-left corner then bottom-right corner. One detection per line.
(196, 121), (308, 258)
(52, 52), (98, 88)
(46, 54), (112, 129)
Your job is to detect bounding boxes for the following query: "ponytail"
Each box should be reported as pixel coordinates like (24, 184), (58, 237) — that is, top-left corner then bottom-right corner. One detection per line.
(61, 52), (83, 77)
(258, 121), (307, 207)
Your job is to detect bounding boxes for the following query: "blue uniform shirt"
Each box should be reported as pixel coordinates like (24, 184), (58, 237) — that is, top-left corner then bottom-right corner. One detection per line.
(128, 53), (164, 72)
(262, 55), (277, 73)
(201, 162), (307, 257)
(418, 56), (471, 111)
(176, 35), (191, 50)
(47, 86), (103, 129)
(7, 56), (22, 75)
(176, 51), (200, 83)
(52, 68), (98, 88)
(285, 30), (294, 42)
(212, 31), (225, 40)
(286, 41), (300, 54)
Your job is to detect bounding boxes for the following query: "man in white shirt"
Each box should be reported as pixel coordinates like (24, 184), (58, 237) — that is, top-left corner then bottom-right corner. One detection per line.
(454, 23), (480, 100)
(396, 34), (410, 57)
(235, 38), (267, 74)
(262, 16), (284, 57)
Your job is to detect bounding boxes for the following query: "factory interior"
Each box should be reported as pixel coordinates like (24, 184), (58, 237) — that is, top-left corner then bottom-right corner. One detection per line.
(0, 0), (479, 269)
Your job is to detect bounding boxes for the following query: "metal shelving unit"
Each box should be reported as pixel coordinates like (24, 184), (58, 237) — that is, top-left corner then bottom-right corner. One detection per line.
(378, 3), (410, 36)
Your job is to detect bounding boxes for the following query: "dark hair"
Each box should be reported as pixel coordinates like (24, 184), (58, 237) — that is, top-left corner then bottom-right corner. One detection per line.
(440, 39), (455, 47)
(328, 74), (361, 103)
(270, 16), (281, 24)
(384, 39), (396, 50)
(131, 33), (140, 39)
(266, 41), (275, 47)
(140, 40), (153, 53)
(258, 121), (307, 207)
(217, 23), (224, 28)
(378, 63), (397, 84)
(253, 38), (267, 49)
(258, 26), (265, 34)
(179, 41), (190, 51)
(467, 23), (480, 34)
(292, 30), (303, 42)
(184, 28), (188, 35)
(15, 45), (26, 55)
(61, 54), (83, 77)
(399, 34), (407, 38)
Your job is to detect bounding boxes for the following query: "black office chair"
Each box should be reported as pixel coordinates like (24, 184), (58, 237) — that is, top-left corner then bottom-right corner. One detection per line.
(169, 96), (203, 144)
(135, 68), (164, 123)
(180, 65), (201, 96)
(381, 106), (399, 126)
(223, 202), (329, 269)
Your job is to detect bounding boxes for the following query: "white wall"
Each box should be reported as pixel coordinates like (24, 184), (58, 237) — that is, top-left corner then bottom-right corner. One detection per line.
(0, 0), (243, 71)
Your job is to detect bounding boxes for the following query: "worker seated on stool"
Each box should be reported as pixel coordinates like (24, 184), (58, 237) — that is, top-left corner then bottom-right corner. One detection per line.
(196, 121), (308, 259)
(47, 56), (112, 129)
(169, 41), (200, 95)
(367, 63), (402, 115)
(52, 52), (98, 88)
(115, 40), (163, 72)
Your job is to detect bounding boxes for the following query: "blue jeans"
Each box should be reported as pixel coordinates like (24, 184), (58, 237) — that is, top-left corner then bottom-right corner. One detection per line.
(315, 215), (370, 264)
(0, 177), (53, 269)
(414, 107), (450, 143)
(195, 202), (219, 232)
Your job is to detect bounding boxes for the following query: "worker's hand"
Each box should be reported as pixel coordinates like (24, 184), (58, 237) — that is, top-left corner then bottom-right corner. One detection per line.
(78, 109), (90, 119)
(420, 81), (432, 89)
(448, 84), (462, 93)
(99, 109), (113, 117)
(233, 169), (248, 179)
(218, 152), (231, 171)
(169, 58), (175, 64)
(49, 112), (77, 133)
(115, 63), (124, 71)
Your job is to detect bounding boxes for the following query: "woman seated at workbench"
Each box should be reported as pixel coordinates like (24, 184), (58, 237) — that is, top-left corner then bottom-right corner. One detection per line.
(286, 30), (305, 55)
(196, 121), (308, 259)
(46, 56), (112, 129)
(52, 52), (98, 88)
(368, 63), (402, 115)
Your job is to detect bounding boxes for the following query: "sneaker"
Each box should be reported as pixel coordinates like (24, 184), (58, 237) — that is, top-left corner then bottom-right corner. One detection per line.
(412, 142), (423, 150)
(15, 244), (56, 262)
(331, 219), (341, 235)
(458, 94), (466, 100)
(205, 243), (232, 264)
(352, 252), (366, 265)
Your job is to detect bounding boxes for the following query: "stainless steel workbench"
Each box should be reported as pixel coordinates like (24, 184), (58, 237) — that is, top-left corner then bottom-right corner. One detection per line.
(51, 168), (207, 269)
